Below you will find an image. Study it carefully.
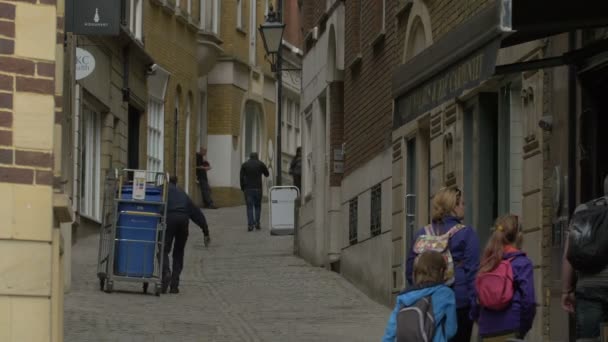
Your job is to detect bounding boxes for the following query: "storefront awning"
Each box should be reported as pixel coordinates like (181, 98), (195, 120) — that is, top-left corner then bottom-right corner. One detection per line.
(392, 0), (608, 129)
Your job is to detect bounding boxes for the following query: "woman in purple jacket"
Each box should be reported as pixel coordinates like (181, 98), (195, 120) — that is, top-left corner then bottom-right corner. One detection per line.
(471, 214), (536, 341)
(406, 187), (480, 342)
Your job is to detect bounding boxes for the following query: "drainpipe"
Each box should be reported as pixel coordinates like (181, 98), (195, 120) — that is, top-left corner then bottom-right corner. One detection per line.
(174, 108), (178, 177)
(567, 30), (577, 218)
(567, 30), (577, 342)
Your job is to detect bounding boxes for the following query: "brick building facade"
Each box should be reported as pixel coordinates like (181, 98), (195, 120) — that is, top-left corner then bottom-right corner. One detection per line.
(0, 0), (70, 340)
(143, 0), (216, 204)
(296, 1), (608, 341)
(204, 0), (278, 207)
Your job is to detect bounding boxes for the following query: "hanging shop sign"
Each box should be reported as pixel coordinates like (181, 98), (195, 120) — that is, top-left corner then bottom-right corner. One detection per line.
(75, 48), (96, 81)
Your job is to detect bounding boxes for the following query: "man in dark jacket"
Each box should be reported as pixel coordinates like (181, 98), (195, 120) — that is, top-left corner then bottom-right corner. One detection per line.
(162, 176), (211, 294)
(289, 147), (302, 191)
(240, 152), (269, 231)
(196, 147), (217, 209)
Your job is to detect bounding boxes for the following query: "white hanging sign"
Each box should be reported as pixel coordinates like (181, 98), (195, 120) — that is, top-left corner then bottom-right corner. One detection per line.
(76, 48), (96, 80)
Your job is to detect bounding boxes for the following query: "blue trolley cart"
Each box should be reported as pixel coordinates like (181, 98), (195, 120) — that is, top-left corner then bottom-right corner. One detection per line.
(97, 169), (169, 296)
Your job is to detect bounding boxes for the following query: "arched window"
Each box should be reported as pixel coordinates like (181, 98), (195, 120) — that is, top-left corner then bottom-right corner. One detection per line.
(184, 93), (193, 193)
(406, 19), (427, 61)
(403, 1), (433, 63)
(243, 101), (263, 161)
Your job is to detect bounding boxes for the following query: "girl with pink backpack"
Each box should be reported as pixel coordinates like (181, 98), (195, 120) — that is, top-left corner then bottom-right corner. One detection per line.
(470, 214), (536, 342)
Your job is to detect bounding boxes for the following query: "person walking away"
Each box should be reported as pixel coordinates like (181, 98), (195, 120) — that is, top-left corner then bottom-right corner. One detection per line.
(406, 186), (480, 342)
(289, 147), (302, 191)
(240, 152), (269, 231)
(196, 147), (218, 209)
(471, 214), (536, 342)
(163, 176), (211, 294)
(383, 250), (457, 342)
(561, 175), (608, 341)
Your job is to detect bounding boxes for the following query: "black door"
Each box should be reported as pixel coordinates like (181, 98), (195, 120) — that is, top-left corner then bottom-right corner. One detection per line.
(128, 105), (141, 171)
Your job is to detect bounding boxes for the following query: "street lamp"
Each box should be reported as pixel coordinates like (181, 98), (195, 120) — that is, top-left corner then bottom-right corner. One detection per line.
(259, 8), (285, 72)
(259, 4), (286, 186)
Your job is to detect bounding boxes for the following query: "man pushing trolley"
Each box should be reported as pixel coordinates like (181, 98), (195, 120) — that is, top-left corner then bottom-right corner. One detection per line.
(163, 176), (211, 294)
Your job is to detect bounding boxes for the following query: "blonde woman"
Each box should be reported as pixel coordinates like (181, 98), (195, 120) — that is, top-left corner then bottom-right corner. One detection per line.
(406, 187), (480, 342)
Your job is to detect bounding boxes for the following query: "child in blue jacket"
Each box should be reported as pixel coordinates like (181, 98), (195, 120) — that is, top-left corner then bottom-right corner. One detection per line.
(471, 214), (536, 341)
(383, 251), (457, 342)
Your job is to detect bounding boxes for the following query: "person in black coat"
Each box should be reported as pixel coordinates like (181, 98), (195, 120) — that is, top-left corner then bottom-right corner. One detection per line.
(162, 176), (211, 294)
(240, 152), (269, 231)
(196, 147), (218, 209)
(289, 147), (302, 191)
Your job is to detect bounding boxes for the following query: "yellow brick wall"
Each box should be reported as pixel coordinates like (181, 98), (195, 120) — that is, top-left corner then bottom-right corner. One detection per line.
(219, 0), (273, 75)
(207, 84), (246, 136)
(0, 0), (64, 340)
(219, 0), (250, 62)
(144, 1), (201, 194)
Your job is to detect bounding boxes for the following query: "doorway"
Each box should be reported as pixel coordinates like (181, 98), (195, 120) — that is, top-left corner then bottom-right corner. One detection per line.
(128, 105), (141, 170)
(581, 79), (608, 203)
(464, 93), (499, 246)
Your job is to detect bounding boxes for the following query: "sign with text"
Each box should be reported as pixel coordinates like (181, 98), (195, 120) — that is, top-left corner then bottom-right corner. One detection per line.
(394, 39), (500, 129)
(66, 0), (121, 36)
(75, 48), (96, 80)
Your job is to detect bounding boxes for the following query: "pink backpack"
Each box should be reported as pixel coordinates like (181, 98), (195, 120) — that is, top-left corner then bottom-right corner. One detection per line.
(475, 257), (516, 310)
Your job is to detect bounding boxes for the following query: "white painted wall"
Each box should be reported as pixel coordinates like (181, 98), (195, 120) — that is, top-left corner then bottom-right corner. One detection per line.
(207, 135), (241, 188)
(338, 148), (393, 304)
(301, 5), (345, 109)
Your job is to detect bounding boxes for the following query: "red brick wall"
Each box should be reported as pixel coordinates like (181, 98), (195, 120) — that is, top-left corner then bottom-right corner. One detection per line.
(301, 0), (325, 35)
(283, 0), (303, 49)
(343, 0), (396, 175)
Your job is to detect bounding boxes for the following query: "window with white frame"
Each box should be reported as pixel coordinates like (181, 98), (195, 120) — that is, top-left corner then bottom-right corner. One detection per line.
(304, 112), (313, 196)
(295, 103), (301, 151)
(147, 97), (164, 175)
(80, 102), (102, 221)
(249, 0), (256, 64)
(201, 0), (220, 34)
(127, 0), (143, 40)
(237, 0), (244, 30)
(281, 97), (301, 155)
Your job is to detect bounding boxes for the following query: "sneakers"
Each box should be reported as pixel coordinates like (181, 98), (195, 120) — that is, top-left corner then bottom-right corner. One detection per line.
(248, 225), (254, 232)
(169, 287), (180, 294)
(255, 224), (261, 231)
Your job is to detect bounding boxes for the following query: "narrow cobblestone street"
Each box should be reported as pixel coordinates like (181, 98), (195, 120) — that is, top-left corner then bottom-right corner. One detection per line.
(65, 205), (390, 341)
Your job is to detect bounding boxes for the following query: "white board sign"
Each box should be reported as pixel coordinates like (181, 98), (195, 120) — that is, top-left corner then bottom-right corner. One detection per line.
(269, 186), (299, 236)
(76, 48), (96, 80)
(132, 170), (147, 200)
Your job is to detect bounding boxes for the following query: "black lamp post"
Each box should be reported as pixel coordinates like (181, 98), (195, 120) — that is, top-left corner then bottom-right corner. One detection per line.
(259, 3), (285, 186)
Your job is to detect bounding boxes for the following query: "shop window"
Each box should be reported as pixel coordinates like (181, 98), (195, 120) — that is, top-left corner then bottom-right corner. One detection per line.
(147, 98), (164, 175)
(371, 183), (382, 237)
(80, 102), (102, 221)
(349, 197), (358, 245)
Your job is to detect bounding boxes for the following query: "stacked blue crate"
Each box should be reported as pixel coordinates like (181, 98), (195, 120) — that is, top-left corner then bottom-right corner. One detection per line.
(114, 185), (164, 277)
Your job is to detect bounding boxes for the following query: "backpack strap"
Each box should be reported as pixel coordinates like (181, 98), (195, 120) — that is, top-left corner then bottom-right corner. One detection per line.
(424, 224), (434, 236)
(447, 223), (466, 237)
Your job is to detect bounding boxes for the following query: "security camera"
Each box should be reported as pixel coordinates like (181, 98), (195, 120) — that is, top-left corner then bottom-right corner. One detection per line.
(146, 63), (159, 75)
(538, 115), (553, 131)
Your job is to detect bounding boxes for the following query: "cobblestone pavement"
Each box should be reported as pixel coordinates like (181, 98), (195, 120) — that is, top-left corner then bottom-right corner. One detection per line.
(65, 204), (390, 342)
